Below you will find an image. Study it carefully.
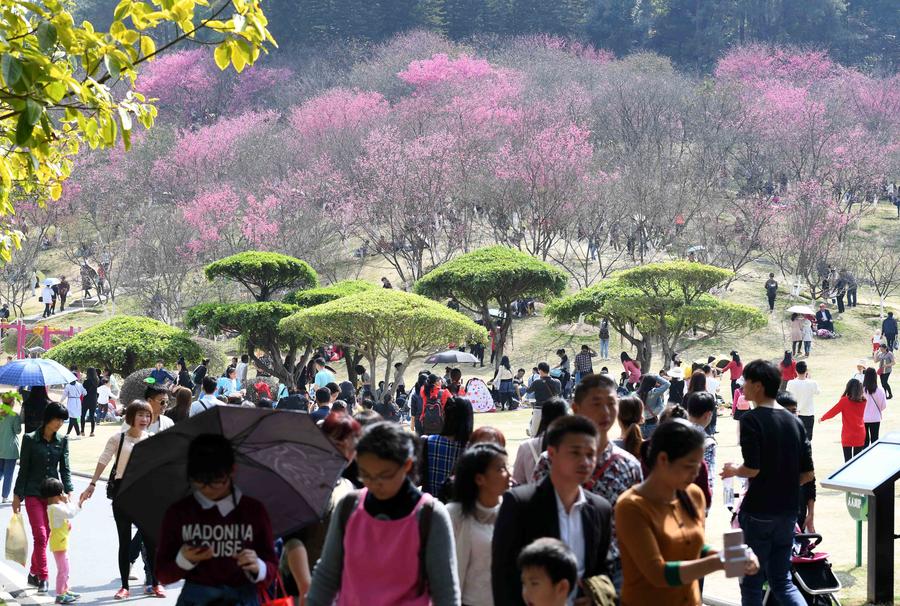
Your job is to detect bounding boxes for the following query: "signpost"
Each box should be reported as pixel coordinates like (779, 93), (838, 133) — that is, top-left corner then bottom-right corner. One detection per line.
(844, 493), (867, 567)
(822, 432), (900, 604)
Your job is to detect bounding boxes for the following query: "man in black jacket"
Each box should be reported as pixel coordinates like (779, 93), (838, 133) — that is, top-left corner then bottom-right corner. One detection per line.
(492, 415), (612, 606)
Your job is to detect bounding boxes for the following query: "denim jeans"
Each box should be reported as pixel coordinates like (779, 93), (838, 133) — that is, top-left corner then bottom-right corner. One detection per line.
(0, 458), (16, 499)
(599, 339), (609, 358)
(738, 510), (806, 606)
(177, 582), (259, 606)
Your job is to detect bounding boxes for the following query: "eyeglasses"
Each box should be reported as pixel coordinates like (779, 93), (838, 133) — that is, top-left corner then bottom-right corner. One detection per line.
(358, 465), (404, 485)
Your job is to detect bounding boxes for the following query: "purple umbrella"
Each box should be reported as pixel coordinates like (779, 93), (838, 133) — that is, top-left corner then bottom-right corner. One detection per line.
(114, 407), (347, 544)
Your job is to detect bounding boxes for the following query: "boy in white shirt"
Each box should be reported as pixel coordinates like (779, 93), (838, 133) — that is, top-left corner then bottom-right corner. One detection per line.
(785, 361), (819, 441)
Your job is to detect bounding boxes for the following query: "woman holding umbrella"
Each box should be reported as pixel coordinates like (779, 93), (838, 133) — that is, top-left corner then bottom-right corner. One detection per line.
(13, 403), (73, 594)
(79, 401), (162, 599)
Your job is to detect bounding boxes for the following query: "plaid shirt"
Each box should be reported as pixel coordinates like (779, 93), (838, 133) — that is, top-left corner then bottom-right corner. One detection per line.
(574, 351), (595, 373)
(694, 423), (717, 499)
(423, 434), (463, 496)
(532, 441), (642, 573)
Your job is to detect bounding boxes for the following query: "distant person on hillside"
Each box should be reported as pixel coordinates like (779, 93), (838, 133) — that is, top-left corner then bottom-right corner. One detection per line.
(56, 277), (70, 312)
(381, 276), (392, 289)
(815, 303), (834, 333)
(764, 273), (778, 312)
(876, 343), (894, 399)
(881, 312), (898, 350)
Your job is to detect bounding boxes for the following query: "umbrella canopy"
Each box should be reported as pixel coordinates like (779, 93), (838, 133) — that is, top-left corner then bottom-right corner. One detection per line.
(786, 305), (815, 315)
(114, 407), (347, 544)
(0, 358), (76, 387)
(425, 350), (480, 365)
(42, 278), (60, 286)
(686, 245), (706, 254)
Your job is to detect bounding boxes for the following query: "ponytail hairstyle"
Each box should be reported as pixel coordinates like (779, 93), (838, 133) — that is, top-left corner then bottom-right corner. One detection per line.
(782, 350), (793, 367)
(730, 350), (741, 364)
(616, 396), (643, 459)
(645, 419), (706, 521)
(636, 375), (657, 405)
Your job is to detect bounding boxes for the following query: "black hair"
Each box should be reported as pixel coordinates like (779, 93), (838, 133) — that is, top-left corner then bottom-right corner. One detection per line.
(573, 372), (616, 405)
(863, 367), (878, 395)
(314, 357), (327, 366)
(315, 387), (331, 404)
(202, 376), (217, 393)
(326, 382), (339, 394)
(645, 419), (705, 520)
(743, 359), (781, 398)
(356, 421), (416, 465)
(202, 359), (210, 365)
(636, 374), (658, 404)
(40, 478), (65, 499)
(795, 360), (808, 375)
(500, 356), (511, 371)
(684, 391), (716, 418)
(144, 384), (168, 400)
(355, 364), (367, 376)
(41, 402), (69, 428)
(545, 415), (598, 449)
(843, 378), (865, 402)
(535, 398), (568, 439)
(241, 354), (249, 363)
(452, 442), (508, 516)
(517, 537), (577, 590)
(781, 350), (793, 367)
(353, 409), (382, 426)
(537, 362), (550, 374)
(187, 434), (235, 484)
(775, 391), (797, 411)
(730, 350), (741, 363)
(257, 398), (275, 409)
(620, 351), (632, 363)
(441, 397), (474, 445)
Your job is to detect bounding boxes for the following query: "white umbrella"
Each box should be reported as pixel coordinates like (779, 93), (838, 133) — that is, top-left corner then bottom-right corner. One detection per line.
(43, 278), (59, 286)
(425, 350), (480, 365)
(786, 305), (815, 315)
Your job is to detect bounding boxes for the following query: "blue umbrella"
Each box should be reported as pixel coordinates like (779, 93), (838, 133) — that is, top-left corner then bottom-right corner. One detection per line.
(0, 358), (77, 387)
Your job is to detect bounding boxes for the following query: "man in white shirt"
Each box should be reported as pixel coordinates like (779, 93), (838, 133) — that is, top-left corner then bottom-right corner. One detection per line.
(235, 354), (249, 385)
(786, 361), (819, 440)
(190, 377), (223, 417)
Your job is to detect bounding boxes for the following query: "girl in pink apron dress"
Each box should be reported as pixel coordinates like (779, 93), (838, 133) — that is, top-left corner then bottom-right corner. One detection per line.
(306, 422), (460, 606)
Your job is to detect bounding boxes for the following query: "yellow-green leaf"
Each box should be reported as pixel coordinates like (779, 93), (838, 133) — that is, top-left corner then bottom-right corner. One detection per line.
(213, 42), (231, 70)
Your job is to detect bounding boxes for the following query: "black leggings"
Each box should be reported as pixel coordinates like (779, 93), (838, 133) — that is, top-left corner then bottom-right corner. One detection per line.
(842, 445), (863, 462)
(880, 373), (892, 398)
(81, 405), (96, 435)
(66, 417), (81, 436)
(864, 422), (880, 446)
(113, 502), (157, 588)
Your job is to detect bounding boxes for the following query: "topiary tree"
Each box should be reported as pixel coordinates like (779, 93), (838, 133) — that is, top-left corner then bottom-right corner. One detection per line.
(185, 302), (309, 391)
(46, 316), (201, 376)
(204, 251), (319, 302)
(547, 261), (766, 369)
(414, 246), (568, 369)
(280, 289), (487, 396)
(283, 280), (376, 308)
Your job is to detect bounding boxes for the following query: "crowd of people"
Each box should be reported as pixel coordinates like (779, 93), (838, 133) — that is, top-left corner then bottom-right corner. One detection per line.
(0, 314), (890, 606)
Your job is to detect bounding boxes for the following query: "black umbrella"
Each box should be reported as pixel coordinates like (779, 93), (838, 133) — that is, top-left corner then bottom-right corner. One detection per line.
(114, 407), (347, 544)
(425, 350), (480, 365)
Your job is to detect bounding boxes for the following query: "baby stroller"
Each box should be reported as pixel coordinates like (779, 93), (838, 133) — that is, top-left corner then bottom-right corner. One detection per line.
(762, 532), (842, 606)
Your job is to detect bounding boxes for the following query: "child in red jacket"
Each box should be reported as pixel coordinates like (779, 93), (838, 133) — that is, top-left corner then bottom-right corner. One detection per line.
(156, 435), (277, 606)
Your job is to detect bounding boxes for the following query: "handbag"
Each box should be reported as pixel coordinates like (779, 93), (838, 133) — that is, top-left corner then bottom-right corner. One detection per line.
(583, 574), (616, 606)
(106, 434), (126, 500)
(5, 512), (27, 567)
(257, 573), (292, 606)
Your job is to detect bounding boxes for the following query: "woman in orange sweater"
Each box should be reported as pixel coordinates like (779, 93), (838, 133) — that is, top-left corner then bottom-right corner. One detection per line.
(820, 378), (867, 461)
(615, 419), (758, 606)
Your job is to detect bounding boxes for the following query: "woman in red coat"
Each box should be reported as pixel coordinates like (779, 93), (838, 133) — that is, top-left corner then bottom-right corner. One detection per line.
(820, 378), (867, 462)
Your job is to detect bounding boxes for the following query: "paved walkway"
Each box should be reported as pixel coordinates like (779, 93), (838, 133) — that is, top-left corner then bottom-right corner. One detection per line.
(0, 475), (181, 605)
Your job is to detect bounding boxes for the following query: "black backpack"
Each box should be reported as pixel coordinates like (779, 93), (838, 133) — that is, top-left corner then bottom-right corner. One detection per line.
(421, 389), (444, 434)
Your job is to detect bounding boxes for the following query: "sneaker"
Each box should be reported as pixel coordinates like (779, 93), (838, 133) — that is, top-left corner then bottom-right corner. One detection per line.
(114, 588), (129, 600)
(55, 594), (77, 605)
(65, 591), (81, 599)
(38, 579), (49, 594)
(27, 574), (39, 587)
(150, 586), (166, 598)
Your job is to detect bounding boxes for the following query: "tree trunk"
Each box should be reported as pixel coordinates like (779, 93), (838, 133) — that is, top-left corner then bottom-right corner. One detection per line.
(636, 340), (652, 374)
